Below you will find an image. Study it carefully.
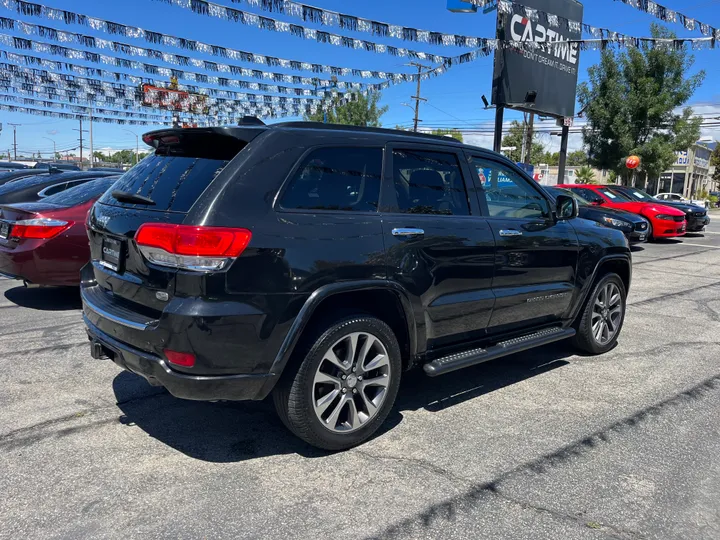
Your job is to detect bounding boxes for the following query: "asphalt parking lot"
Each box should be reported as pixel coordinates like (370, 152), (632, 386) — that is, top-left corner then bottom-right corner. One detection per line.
(2, 216), (720, 540)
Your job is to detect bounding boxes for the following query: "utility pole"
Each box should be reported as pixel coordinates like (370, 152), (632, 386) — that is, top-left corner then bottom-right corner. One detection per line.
(73, 118), (88, 169)
(8, 123), (20, 161)
(407, 62), (430, 132)
(524, 113), (534, 165)
(89, 107), (94, 169)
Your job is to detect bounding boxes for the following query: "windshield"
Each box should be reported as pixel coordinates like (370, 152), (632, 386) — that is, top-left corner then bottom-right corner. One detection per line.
(615, 187), (653, 201)
(598, 188), (632, 202)
(546, 187), (590, 207)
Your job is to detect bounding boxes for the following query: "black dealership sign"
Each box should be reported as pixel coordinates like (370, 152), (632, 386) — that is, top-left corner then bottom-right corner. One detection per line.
(492, 0), (583, 119)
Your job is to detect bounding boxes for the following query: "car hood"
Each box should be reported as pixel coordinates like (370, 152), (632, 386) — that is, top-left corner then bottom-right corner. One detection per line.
(651, 200), (703, 212)
(580, 205), (647, 224)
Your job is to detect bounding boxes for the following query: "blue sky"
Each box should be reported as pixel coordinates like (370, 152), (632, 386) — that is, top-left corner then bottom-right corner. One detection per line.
(1, 0), (719, 158)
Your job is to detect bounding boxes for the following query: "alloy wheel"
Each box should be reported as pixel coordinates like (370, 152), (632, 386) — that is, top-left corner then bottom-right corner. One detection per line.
(591, 282), (623, 346)
(312, 331), (391, 433)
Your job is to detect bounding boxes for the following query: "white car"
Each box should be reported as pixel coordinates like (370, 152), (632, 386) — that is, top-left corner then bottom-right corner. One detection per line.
(656, 192), (707, 208)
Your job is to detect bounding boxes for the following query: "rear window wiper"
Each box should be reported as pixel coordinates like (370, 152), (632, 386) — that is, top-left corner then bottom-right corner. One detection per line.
(111, 190), (156, 206)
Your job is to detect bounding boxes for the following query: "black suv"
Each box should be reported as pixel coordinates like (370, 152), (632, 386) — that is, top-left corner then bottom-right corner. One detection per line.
(82, 124), (631, 450)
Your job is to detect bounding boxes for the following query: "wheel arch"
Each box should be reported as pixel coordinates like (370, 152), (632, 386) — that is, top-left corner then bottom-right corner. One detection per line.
(265, 281), (417, 390)
(570, 254), (631, 324)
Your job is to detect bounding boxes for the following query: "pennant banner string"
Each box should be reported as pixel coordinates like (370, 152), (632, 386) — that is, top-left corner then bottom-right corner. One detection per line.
(0, 33), (352, 94)
(150, 0), (488, 46)
(0, 39), (494, 97)
(0, 83), (317, 117)
(0, 89), (313, 119)
(0, 102), (301, 125)
(0, 16), (418, 82)
(1, 54), (327, 106)
(0, 0), (471, 63)
(0, 63), (320, 112)
(464, 0), (720, 41)
(0, 18), (422, 90)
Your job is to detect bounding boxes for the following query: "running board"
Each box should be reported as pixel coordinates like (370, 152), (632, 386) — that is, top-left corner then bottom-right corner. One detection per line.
(423, 327), (575, 377)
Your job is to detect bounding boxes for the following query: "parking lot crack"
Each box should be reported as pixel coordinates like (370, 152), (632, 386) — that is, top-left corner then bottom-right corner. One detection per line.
(353, 448), (474, 488)
(492, 490), (648, 539)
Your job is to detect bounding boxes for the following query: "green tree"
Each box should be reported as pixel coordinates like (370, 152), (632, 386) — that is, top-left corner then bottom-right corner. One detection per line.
(710, 145), (720, 190)
(578, 23), (705, 186)
(305, 92), (388, 127)
(501, 120), (546, 164)
(431, 128), (463, 142)
(567, 150), (588, 166)
(575, 165), (596, 184)
(54, 152), (61, 160)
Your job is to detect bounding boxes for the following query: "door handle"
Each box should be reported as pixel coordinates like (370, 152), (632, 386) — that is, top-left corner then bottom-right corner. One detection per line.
(499, 229), (523, 237)
(392, 228), (425, 237)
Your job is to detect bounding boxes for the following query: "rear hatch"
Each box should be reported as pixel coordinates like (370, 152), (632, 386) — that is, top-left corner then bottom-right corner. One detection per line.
(87, 127), (263, 316)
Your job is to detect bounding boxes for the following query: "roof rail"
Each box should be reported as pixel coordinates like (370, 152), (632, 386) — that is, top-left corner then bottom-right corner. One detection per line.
(270, 121), (464, 144)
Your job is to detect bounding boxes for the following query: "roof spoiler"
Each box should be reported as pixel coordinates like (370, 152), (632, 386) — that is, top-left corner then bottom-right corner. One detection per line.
(238, 116), (265, 126)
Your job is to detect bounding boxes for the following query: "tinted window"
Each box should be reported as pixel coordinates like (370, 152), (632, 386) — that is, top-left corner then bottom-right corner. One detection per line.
(391, 149), (468, 216)
(280, 147), (382, 212)
(41, 182), (69, 197)
(99, 155), (229, 212)
(546, 187), (590, 206)
(572, 188), (604, 203)
(470, 157), (548, 219)
(598, 188), (630, 201)
(43, 177), (118, 206)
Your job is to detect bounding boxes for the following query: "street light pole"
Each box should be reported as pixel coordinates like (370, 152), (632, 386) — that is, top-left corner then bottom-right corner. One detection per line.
(123, 130), (139, 165)
(42, 137), (56, 158)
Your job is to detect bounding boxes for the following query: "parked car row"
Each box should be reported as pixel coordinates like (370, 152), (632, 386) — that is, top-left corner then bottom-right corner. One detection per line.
(0, 124), (710, 450)
(557, 183), (709, 241)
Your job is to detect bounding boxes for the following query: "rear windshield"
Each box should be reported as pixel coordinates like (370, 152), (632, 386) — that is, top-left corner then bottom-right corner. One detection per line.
(43, 177), (118, 206)
(98, 131), (253, 213)
(99, 155), (230, 213)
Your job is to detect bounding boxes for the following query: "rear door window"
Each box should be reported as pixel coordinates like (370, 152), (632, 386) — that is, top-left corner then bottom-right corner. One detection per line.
(279, 147), (382, 212)
(390, 149), (469, 216)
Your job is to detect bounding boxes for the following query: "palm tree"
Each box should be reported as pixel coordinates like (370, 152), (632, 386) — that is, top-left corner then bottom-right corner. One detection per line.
(575, 165), (596, 184)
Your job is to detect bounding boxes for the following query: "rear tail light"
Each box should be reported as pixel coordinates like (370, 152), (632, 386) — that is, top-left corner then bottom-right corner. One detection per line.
(164, 349), (195, 367)
(135, 223), (251, 271)
(10, 218), (73, 240)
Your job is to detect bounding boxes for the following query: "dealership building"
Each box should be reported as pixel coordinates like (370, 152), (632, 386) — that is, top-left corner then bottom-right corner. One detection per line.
(656, 141), (715, 197)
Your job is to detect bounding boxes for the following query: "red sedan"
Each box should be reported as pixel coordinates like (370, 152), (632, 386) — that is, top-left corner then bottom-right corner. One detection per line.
(0, 177), (117, 286)
(557, 184), (687, 240)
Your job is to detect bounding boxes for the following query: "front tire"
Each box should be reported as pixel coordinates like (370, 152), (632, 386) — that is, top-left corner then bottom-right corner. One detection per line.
(573, 273), (627, 355)
(273, 315), (402, 451)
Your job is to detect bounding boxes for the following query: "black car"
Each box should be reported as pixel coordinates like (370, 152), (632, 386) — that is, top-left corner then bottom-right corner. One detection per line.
(82, 123), (632, 450)
(606, 185), (710, 232)
(0, 171), (118, 204)
(0, 162), (30, 171)
(0, 169), (50, 187)
(546, 187), (649, 243)
(33, 161), (81, 171)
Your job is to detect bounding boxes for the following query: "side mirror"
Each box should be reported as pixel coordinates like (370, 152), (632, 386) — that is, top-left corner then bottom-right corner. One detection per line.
(556, 194), (579, 220)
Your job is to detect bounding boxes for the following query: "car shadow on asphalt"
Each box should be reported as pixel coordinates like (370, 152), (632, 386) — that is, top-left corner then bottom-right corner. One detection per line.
(112, 342), (573, 463)
(4, 285), (81, 311)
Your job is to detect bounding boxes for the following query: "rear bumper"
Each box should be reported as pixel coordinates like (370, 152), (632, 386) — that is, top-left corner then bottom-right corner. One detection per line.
(85, 316), (276, 401)
(0, 243), (82, 286)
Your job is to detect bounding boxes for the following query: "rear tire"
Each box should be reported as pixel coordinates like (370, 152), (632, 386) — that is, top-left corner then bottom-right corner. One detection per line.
(572, 273), (627, 355)
(273, 314), (402, 451)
